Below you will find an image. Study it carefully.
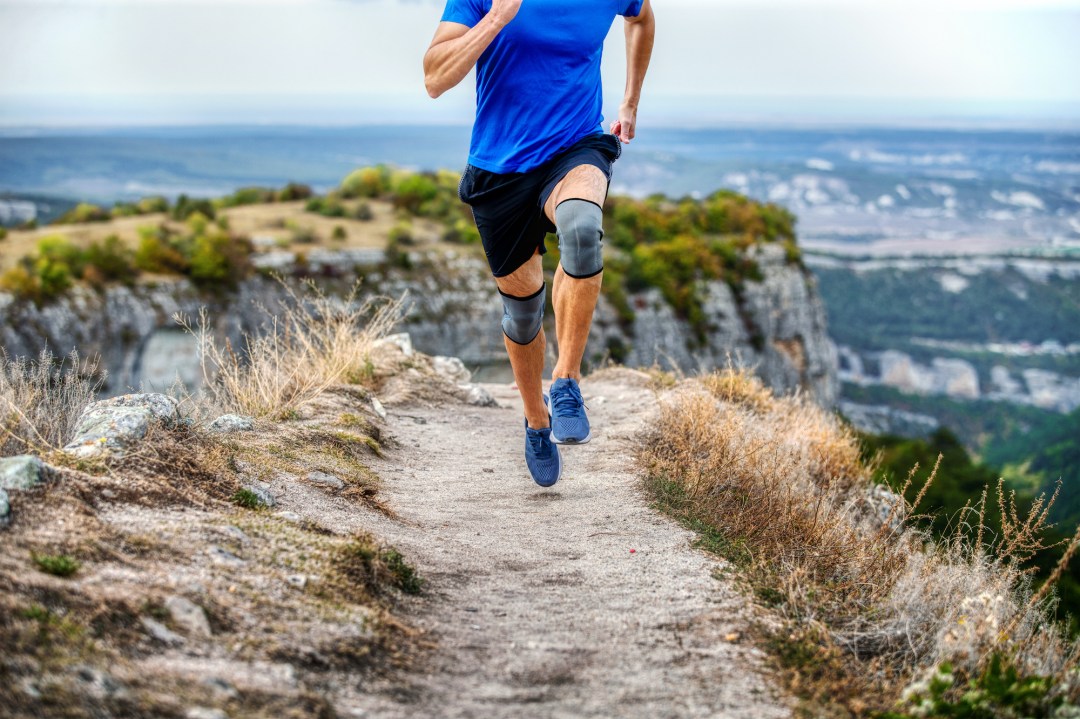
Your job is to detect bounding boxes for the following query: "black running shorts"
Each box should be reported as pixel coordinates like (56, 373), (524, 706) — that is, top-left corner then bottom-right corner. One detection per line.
(457, 132), (622, 278)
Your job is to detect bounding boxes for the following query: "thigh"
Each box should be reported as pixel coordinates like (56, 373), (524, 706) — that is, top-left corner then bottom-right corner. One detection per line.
(494, 249), (545, 297)
(543, 164), (609, 225)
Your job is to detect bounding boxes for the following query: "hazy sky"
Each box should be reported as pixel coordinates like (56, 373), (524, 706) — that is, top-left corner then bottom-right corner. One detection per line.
(1, 0), (1078, 126)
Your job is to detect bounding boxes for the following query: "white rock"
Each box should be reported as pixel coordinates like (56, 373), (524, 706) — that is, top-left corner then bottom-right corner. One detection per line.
(371, 397), (388, 420)
(165, 595), (212, 638)
(141, 617), (185, 646)
(433, 355), (472, 383)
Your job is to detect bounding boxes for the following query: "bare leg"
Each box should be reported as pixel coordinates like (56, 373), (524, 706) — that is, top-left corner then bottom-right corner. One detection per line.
(495, 251), (549, 430)
(544, 164), (609, 381)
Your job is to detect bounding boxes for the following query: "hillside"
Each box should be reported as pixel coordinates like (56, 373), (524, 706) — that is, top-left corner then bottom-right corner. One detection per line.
(0, 172), (837, 405)
(2, 329), (1076, 717)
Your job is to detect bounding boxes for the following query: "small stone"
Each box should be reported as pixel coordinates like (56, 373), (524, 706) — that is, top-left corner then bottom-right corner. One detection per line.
(275, 511), (302, 523)
(0, 488), (10, 528)
(141, 617), (185, 645)
(375, 332), (414, 357)
(165, 595), (212, 638)
(220, 526), (249, 543)
(306, 471), (344, 490)
(201, 677), (238, 700)
(185, 708), (227, 719)
(0, 455), (46, 491)
(207, 546), (245, 566)
(464, 385), (498, 408)
(242, 484), (275, 508)
(206, 414), (255, 434)
(370, 397), (387, 420)
(286, 574), (308, 590)
(433, 355), (472, 383)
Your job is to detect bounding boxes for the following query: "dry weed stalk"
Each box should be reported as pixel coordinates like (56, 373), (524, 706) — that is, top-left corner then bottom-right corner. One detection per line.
(0, 349), (99, 456)
(642, 366), (1079, 706)
(179, 279), (402, 418)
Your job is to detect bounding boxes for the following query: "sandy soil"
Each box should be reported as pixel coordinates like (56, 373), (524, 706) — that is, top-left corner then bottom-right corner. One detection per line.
(337, 369), (791, 718)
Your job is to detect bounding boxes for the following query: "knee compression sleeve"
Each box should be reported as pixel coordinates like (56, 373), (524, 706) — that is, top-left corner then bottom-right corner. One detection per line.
(555, 199), (604, 279)
(500, 284), (546, 345)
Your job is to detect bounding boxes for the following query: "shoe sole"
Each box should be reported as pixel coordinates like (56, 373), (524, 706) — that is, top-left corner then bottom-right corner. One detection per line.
(551, 430), (591, 445)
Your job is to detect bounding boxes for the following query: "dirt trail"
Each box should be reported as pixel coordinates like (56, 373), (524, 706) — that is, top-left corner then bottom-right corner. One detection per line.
(345, 369), (790, 718)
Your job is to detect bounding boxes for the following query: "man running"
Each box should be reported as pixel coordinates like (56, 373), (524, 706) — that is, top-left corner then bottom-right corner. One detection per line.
(424, 0), (655, 487)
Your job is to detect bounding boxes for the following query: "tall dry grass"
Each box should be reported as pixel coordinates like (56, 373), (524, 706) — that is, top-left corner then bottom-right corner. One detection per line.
(0, 349), (99, 456)
(641, 367), (1078, 710)
(179, 279), (402, 418)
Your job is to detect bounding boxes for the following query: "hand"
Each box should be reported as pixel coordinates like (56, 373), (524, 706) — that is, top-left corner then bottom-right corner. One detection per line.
(488, 0), (522, 26)
(609, 102), (637, 143)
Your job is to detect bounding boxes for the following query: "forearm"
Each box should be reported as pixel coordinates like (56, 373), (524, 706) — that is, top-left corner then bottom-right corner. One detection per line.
(622, 8), (655, 108)
(424, 16), (507, 98)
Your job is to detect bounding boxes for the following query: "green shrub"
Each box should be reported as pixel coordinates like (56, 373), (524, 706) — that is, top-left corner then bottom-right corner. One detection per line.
(353, 202), (374, 221)
(332, 225), (347, 242)
(231, 488), (264, 509)
(135, 226), (190, 274)
(0, 226), (8, 240)
(171, 194), (216, 221)
(392, 174), (439, 214)
(341, 166), (391, 198)
(276, 182), (313, 202)
(55, 202), (110, 224)
(19, 218), (37, 230)
(388, 220), (414, 246)
(83, 235), (138, 286)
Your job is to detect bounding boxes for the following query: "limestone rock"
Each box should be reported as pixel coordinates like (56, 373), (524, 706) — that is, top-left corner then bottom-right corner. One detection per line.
(433, 355), (472, 384)
(306, 471), (344, 489)
(64, 406), (153, 459)
(93, 393), (180, 426)
(206, 414), (255, 434)
(375, 332), (414, 357)
(242, 484), (275, 508)
(463, 384), (498, 408)
(141, 617), (185, 646)
(0, 455), (46, 491)
(165, 595), (212, 638)
(0, 488), (10, 527)
(64, 393), (182, 458)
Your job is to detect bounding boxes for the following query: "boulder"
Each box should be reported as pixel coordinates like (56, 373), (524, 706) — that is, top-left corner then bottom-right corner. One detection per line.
(0, 488), (10, 527)
(64, 393), (180, 458)
(463, 384), (498, 408)
(433, 355), (472, 384)
(165, 595), (212, 638)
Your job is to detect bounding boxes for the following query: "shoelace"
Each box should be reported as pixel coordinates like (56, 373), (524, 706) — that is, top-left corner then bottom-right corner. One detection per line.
(550, 382), (586, 418)
(527, 428), (553, 459)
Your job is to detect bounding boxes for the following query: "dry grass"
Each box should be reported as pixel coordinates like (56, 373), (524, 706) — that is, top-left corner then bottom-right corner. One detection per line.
(642, 367), (1079, 713)
(180, 278), (403, 419)
(0, 349), (100, 456)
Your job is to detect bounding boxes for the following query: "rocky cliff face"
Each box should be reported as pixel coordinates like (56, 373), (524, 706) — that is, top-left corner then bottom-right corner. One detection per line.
(0, 244), (838, 405)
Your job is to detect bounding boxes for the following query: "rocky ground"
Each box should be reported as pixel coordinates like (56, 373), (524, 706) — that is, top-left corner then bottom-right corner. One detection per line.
(0, 340), (790, 718)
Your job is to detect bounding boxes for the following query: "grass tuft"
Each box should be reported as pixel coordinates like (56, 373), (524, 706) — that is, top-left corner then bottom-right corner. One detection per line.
(642, 367), (1079, 715)
(231, 488), (265, 510)
(32, 553), (81, 577)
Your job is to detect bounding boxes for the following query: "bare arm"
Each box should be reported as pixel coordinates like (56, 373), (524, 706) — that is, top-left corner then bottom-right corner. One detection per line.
(610, 0), (655, 142)
(423, 0), (521, 99)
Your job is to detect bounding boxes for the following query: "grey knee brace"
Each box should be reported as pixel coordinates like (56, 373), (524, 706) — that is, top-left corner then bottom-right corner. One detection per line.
(555, 199), (604, 279)
(500, 284), (546, 345)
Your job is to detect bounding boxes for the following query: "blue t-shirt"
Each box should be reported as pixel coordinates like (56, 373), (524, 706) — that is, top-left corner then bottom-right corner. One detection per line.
(440, 0), (643, 174)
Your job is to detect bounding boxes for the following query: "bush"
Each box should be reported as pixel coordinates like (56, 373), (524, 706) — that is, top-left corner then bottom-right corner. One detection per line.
(276, 182), (313, 202)
(391, 173), (439, 214)
(332, 225), (347, 242)
(83, 235), (138, 287)
(341, 166), (391, 199)
(135, 226), (190, 275)
(220, 186), (275, 208)
(0, 227), (8, 241)
(171, 194), (216, 221)
(55, 202), (110, 224)
(353, 202), (374, 221)
(32, 553), (80, 578)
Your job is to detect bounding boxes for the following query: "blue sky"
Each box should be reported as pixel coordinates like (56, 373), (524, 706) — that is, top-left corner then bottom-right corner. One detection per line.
(1, 0), (1078, 126)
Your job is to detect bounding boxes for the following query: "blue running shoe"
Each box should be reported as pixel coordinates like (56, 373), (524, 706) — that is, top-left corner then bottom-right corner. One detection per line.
(548, 377), (591, 444)
(525, 419), (562, 487)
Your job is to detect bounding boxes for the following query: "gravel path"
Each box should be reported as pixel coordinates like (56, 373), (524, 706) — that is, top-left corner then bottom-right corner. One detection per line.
(347, 369), (790, 718)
